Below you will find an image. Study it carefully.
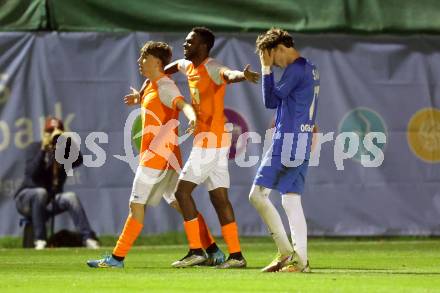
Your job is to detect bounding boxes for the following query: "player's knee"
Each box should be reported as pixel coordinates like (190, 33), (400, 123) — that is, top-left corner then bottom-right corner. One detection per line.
(169, 200), (182, 213)
(174, 189), (188, 203)
(209, 194), (229, 209)
(129, 202), (144, 217)
(249, 188), (262, 206)
(62, 192), (78, 204)
(33, 188), (49, 202)
(129, 202), (136, 212)
(249, 186), (268, 208)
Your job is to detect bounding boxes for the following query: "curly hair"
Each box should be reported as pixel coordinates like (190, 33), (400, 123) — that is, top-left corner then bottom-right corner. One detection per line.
(255, 28), (295, 53)
(191, 27), (215, 52)
(140, 41), (172, 67)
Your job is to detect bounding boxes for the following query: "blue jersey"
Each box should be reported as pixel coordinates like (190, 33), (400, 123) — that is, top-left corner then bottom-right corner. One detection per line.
(262, 57), (320, 160)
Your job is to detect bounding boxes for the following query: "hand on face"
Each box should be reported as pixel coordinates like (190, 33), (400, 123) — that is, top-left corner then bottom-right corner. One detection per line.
(42, 119), (62, 151)
(259, 49), (274, 67)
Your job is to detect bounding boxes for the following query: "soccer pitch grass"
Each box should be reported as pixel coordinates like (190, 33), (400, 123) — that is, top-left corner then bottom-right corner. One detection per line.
(1, 237), (440, 293)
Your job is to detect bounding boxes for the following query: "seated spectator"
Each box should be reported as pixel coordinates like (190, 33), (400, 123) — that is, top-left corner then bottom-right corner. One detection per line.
(14, 117), (99, 250)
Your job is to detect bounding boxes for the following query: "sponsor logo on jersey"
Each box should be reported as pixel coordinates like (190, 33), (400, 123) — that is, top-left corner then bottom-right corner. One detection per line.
(300, 123), (314, 132)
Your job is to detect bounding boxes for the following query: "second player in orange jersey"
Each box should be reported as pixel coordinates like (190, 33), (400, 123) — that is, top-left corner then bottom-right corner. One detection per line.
(165, 27), (260, 268)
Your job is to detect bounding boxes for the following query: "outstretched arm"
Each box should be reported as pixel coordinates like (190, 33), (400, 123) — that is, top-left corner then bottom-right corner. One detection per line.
(175, 99), (197, 133)
(222, 64), (260, 84)
(123, 80), (149, 106)
(123, 86), (141, 106)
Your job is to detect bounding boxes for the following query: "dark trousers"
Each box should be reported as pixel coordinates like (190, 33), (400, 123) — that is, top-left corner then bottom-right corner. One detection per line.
(15, 187), (95, 241)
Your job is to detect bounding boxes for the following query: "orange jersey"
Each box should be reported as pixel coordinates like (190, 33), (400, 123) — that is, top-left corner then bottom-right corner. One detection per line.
(139, 75), (184, 170)
(177, 58), (230, 148)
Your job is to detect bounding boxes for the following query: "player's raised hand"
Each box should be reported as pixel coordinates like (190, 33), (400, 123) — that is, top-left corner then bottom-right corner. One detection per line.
(243, 64), (260, 83)
(259, 49), (273, 67)
(124, 86), (141, 106)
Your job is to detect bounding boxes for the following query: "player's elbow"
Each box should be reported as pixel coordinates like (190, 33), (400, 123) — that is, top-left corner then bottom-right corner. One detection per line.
(262, 94), (278, 109)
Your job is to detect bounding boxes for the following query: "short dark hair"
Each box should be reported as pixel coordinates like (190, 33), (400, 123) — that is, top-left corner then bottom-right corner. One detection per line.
(191, 27), (215, 52)
(255, 28), (295, 53)
(140, 41), (172, 67)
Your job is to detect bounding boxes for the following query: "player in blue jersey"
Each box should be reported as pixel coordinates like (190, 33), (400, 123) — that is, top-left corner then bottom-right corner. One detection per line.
(249, 28), (319, 273)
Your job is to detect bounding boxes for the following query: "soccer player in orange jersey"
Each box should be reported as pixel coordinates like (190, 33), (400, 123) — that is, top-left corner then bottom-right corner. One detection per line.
(87, 41), (198, 268)
(165, 27), (260, 268)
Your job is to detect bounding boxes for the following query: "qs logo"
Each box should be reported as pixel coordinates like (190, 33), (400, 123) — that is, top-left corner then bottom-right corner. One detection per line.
(407, 108), (440, 163)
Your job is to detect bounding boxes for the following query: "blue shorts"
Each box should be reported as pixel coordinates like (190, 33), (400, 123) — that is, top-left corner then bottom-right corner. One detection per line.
(254, 155), (309, 195)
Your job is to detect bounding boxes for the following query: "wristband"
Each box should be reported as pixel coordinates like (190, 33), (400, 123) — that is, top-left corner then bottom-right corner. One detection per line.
(262, 66), (271, 75)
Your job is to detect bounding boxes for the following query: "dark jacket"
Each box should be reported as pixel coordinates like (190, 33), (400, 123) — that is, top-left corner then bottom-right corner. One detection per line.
(15, 140), (83, 199)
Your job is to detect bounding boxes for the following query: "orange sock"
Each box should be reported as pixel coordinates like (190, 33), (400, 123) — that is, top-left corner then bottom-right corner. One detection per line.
(112, 216), (143, 258)
(221, 222), (241, 254)
(184, 218), (202, 249)
(198, 213), (215, 249)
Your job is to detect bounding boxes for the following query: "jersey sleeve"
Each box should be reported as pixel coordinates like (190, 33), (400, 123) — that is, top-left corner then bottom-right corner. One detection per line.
(262, 63), (304, 109)
(262, 73), (280, 109)
(157, 77), (184, 110)
(205, 58), (230, 85)
(176, 59), (191, 75)
(275, 63), (303, 99)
